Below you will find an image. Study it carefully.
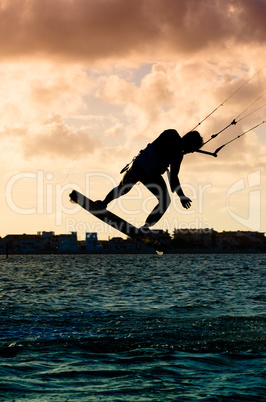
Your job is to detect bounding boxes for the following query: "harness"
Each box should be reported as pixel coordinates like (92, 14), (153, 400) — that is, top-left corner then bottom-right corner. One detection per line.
(120, 144), (169, 176)
(120, 153), (140, 174)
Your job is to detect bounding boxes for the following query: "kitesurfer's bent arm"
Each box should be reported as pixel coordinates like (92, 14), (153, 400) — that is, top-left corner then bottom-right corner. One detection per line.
(169, 156), (192, 210)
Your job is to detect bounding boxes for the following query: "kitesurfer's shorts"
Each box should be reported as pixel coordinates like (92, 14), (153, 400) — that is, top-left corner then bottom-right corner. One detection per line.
(121, 143), (168, 187)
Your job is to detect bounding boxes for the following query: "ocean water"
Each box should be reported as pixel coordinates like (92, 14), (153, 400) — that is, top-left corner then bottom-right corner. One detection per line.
(0, 253), (265, 401)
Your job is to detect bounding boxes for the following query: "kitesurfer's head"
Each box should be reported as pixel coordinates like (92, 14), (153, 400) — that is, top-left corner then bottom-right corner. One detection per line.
(181, 131), (203, 154)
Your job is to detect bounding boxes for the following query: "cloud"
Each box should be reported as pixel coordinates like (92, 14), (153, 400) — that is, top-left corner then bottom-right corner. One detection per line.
(0, 62), (103, 160)
(96, 61), (266, 135)
(0, 62), (92, 125)
(1, 0), (266, 63)
(1, 58), (264, 167)
(23, 115), (101, 159)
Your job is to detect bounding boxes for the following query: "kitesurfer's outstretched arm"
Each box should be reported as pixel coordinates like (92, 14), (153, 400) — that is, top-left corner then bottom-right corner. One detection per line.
(173, 176), (192, 209)
(168, 156), (192, 210)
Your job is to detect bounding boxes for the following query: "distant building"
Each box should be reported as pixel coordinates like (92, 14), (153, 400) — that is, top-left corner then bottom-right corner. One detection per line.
(108, 236), (152, 252)
(38, 231), (58, 251)
(58, 232), (78, 252)
(86, 232), (103, 252)
(218, 231), (266, 251)
(2, 234), (48, 253)
(153, 229), (171, 241)
(1, 232), (78, 253)
(0, 229), (265, 254)
(173, 228), (215, 250)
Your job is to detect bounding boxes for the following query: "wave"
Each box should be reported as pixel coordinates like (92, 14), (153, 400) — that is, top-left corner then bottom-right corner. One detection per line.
(1, 313), (265, 355)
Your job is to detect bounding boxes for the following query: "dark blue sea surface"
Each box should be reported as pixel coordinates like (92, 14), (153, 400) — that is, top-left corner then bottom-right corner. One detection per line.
(0, 254), (265, 401)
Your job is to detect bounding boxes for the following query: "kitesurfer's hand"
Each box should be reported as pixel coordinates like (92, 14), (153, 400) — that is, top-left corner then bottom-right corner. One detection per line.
(180, 196), (191, 209)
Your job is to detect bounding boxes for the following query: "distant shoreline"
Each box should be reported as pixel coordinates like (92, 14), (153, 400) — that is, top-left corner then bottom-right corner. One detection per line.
(1, 249), (265, 256)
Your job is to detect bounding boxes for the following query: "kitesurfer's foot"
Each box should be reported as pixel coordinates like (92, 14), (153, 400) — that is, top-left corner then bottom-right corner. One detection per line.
(95, 200), (108, 209)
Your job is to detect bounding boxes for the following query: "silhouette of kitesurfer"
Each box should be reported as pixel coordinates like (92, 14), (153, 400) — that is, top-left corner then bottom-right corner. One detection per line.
(97, 129), (203, 231)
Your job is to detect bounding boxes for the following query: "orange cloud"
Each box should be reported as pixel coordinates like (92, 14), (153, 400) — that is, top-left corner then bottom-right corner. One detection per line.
(23, 115), (101, 159)
(0, 0), (266, 63)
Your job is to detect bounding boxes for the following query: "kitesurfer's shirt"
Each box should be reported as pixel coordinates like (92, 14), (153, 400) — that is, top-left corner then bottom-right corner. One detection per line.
(135, 129), (183, 191)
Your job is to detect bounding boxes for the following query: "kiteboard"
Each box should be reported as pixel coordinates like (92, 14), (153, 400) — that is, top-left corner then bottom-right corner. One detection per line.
(69, 190), (170, 254)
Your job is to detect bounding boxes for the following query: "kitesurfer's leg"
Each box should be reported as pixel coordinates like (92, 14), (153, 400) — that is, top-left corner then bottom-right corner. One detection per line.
(141, 175), (170, 227)
(98, 165), (139, 208)
(99, 182), (133, 207)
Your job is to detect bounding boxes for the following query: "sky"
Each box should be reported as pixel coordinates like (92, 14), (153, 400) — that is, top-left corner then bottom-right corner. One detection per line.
(1, 0), (266, 239)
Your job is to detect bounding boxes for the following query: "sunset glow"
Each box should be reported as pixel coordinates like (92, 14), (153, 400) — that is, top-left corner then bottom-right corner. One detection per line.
(1, 0), (266, 239)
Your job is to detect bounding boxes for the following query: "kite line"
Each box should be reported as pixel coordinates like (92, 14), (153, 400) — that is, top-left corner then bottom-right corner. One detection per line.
(191, 67), (265, 157)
